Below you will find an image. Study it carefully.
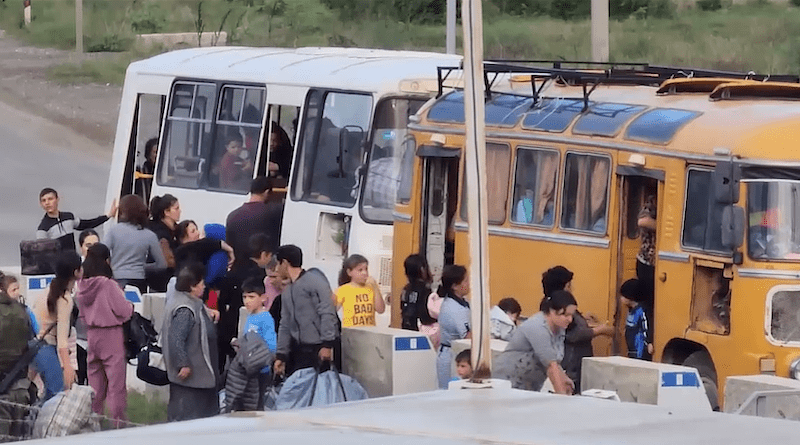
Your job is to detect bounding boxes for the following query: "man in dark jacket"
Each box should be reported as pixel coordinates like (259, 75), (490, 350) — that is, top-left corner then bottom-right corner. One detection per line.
(273, 245), (338, 377)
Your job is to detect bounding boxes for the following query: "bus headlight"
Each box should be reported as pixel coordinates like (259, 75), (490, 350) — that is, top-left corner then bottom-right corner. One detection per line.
(790, 357), (800, 380)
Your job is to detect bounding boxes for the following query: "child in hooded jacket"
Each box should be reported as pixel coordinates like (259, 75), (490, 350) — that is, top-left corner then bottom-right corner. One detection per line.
(76, 243), (134, 424)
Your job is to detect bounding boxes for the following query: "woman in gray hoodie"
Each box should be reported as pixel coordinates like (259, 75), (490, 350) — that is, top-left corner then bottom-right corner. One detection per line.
(76, 243), (134, 424)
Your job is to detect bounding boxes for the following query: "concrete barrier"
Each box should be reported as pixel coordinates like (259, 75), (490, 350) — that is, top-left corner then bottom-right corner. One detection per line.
(341, 326), (437, 397)
(725, 375), (800, 420)
(582, 356), (711, 412)
(134, 32), (227, 50)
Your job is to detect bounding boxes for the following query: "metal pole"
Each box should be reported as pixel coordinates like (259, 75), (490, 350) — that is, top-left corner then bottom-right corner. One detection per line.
(23, 0), (31, 27)
(461, 0), (491, 382)
(591, 0), (609, 62)
(76, 0), (83, 54)
(446, 0), (456, 54)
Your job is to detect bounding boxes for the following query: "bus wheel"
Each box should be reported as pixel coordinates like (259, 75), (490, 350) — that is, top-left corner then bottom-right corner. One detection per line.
(683, 351), (720, 411)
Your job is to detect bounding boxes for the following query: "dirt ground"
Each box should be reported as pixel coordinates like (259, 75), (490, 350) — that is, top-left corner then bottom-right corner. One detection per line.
(0, 29), (123, 150)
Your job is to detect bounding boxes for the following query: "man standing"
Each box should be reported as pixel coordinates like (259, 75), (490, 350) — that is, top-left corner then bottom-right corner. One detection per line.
(218, 177), (282, 370)
(36, 188), (117, 251)
(273, 245), (338, 377)
(225, 176), (282, 263)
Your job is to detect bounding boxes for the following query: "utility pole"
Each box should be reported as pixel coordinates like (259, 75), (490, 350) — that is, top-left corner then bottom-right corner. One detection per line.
(461, 0), (492, 382)
(23, 0), (31, 27)
(76, 0), (83, 54)
(446, 0), (456, 54)
(591, 0), (609, 62)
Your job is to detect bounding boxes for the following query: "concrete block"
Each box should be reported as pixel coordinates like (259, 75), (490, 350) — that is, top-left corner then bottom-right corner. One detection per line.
(724, 374), (800, 419)
(341, 326), (437, 398)
(582, 356), (711, 412)
(134, 32), (227, 50)
(140, 293), (167, 334)
(125, 363), (169, 404)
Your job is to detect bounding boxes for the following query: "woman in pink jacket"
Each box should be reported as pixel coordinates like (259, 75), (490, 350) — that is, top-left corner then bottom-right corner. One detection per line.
(76, 243), (134, 423)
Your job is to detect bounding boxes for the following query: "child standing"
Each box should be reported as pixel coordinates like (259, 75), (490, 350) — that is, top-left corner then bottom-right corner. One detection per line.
(241, 277), (277, 410)
(455, 349), (473, 380)
(335, 254), (386, 327)
(620, 278), (653, 361)
(1, 274), (39, 336)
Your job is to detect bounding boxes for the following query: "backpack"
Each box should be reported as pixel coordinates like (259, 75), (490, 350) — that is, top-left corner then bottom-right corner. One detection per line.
(239, 331), (274, 376)
(0, 294), (32, 380)
(123, 312), (158, 361)
(19, 239), (60, 276)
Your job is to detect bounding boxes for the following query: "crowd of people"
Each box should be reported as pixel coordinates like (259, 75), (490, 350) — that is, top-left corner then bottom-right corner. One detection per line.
(0, 176), (658, 432)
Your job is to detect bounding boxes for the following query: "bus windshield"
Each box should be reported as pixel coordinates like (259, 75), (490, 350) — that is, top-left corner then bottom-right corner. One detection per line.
(747, 180), (800, 260)
(361, 97), (427, 223)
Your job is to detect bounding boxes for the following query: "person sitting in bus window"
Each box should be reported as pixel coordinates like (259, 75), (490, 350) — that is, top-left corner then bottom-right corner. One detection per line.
(514, 188), (535, 224)
(268, 123), (293, 180)
(219, 135), (253, 190)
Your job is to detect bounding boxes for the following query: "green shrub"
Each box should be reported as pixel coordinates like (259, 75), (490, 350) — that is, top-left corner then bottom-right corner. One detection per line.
(130, 2), (168, 34)
(792, 0), (800, 7)
(697, 0), (723, 11)
(550, 0), (590, 20)
(86, 34), (132, 52)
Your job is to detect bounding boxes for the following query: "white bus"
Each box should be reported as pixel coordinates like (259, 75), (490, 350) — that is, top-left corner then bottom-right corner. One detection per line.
(105, 46), (460, 293)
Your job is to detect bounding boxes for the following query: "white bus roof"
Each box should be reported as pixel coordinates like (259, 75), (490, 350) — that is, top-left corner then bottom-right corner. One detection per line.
(30, 388), (800, 444)
(127, 46), (462, 93)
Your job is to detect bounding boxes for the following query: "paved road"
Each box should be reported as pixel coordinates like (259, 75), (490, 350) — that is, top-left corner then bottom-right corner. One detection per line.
(0, 99), (111, 267)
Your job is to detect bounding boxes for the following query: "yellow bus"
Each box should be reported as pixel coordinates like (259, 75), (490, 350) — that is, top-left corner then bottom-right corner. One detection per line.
(392, 62), (800, 408)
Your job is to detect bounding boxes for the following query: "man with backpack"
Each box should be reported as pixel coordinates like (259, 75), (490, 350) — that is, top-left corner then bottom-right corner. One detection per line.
(0, 274), (34, 440)
(272, 245), (339, 378)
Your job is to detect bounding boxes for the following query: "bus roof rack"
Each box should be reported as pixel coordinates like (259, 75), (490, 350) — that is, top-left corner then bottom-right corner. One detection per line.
(436, 60), (800, 110)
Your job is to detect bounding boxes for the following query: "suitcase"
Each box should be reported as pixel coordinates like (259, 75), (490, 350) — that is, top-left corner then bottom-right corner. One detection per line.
(19, 239), (61, 275)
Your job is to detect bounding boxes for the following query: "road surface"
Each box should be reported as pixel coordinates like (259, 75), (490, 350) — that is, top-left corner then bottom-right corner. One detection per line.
(0, 99), (111, 266)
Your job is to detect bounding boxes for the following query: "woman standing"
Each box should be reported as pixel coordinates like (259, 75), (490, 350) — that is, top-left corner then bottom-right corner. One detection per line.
(147, 194), (181, 292)
(76, 244), (134, 423)
(435, 264), (471, 389)
(106, 194), (167, 293)
(494, 289), (577, 395)
(33, 252), (82, 401)
(162, 263), (219, 422)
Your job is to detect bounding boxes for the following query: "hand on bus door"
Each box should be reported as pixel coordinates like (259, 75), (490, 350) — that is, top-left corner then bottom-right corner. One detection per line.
(107, 199), (118, 219)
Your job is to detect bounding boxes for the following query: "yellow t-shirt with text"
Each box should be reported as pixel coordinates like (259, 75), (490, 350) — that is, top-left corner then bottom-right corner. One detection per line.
(335, 283), (376, 327)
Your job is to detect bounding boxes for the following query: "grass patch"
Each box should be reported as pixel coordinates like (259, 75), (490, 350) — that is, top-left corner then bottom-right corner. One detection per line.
(4, 0), (800, 85)
(126, 391), (168, 425)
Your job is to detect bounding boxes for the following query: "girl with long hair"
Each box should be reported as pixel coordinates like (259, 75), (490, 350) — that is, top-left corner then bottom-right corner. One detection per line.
(76, 243), (134, 424)
(32, 251), (82, 401)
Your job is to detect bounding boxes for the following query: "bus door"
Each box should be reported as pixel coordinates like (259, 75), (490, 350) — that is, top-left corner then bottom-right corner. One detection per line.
(121, 94), (166, 203)
(257, 87), (302, 246)
(614, 166), (663, 353)
(417, 145), (460, 283)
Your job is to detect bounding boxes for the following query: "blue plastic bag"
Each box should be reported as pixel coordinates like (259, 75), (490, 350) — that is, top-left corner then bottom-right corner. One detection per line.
(275, 365), (368, 410)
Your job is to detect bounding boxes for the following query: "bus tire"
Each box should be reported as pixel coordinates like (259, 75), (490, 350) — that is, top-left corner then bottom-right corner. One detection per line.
(683, 351), (720, 411)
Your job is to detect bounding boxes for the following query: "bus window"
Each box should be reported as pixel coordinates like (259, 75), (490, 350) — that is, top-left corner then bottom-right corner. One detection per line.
(682, 168), (726, 252)
(361, 98), (427, 223)
(459, 142), (512, 224)
(259, 105), (299, 183)
(746, 181), (800, 260)
(158, 82), (215, 190)
(510, 147), (559, 227)
(210, 86), (265, 193)
(292, 90), (372, 207)
(560, 153), (610, 234)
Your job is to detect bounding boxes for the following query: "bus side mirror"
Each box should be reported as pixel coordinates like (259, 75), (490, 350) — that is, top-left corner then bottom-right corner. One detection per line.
(713, 160), (741, 204)
(721, 205), (745, 251)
